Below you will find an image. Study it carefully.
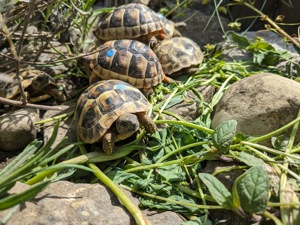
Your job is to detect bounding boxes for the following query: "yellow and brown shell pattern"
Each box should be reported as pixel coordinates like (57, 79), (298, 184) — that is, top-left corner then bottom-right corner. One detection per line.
(88, 39), (164, 93)
(156, 13), (181, 39)
(74, 79), (151, 144)
(153, 37), (204, 76)
(93, 3), (166, 44)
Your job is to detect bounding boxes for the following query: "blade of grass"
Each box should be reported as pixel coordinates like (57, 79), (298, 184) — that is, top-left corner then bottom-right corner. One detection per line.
(0, 140), (42, 178)
(0, 180), (51, 210)
(280, 109), (300, 224)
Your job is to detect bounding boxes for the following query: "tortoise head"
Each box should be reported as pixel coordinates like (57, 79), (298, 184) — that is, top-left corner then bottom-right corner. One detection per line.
(115, 114), (140, 140)
(31, 73), (54, 90)
(78, 55), (92, 68)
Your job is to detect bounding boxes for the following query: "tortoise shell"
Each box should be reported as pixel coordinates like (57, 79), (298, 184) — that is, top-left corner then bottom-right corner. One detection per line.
(87, 39), (164, 91)
(93, 3), (166, 44)
(156, 13), (181, 39)
(153, 37), (204, 76)
(0, 69), (66, 102)
(74, 79), (152, 144)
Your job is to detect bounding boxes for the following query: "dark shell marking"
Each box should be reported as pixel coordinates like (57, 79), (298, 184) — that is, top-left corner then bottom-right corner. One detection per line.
(74, 80), (151, 143)
(89, 39), (164, 89)
(94, 3), (164, 41)
(153, 37), (204, 76)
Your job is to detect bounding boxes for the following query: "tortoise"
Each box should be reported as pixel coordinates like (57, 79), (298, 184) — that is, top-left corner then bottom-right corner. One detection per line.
(80, 39), (171, 95)
(0, 69), (66, 103)
(156, 13), (182, 39)
(74, 79), (156, 154)
(153, 36), (204, 76)
(93, 3), (166, 46)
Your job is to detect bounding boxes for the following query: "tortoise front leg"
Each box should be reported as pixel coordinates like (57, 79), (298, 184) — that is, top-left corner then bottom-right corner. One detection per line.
(102, 130), (116, 155)
(136, 112), (156, 134)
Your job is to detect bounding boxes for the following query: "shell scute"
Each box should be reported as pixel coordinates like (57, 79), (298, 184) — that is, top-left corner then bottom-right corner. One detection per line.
(124, 7), (139, 27)
(94, 3), (164, 42)
(153, 37), (204, 75)
(89, 39), (164, 90)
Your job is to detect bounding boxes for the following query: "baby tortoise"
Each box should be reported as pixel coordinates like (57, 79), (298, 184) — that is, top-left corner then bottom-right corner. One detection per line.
(156, 13), (182, 39)
(74, 79), (156, 154)
(0, 69), (66, 103)
(153, 37), (204, 76)
(80, 39), (171, 95)
(93, 3), (166, 46)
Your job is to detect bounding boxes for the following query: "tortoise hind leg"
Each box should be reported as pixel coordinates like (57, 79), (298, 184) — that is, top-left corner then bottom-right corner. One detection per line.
(102, 130), (116, 155)
(136, 112), (156, 134)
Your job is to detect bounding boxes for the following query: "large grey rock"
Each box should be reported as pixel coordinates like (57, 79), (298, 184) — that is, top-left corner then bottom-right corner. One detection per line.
(0, 181), (184, 225)
(0, 108), (39, 151)
(211, 73), (300, 146)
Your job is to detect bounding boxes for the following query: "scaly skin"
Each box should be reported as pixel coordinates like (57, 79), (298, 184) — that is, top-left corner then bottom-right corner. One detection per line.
(136, 112), (156, 134)
(102, 130), (115, 155)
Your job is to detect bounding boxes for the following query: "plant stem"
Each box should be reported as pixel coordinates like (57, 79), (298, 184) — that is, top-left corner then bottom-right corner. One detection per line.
(262, 211), (283, 225)
(121, 185), (223, 210)
(155, 120), (214, 134)
(89, 163), (150, 225)
(243, 2), (300, 49)
(279, 108), (300, 224)
(230, 115), (300, 148)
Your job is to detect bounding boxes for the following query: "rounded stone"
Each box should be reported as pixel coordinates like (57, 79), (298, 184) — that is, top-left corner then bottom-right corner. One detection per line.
(211, 73), (300, 146)
(0, 108), (39, 151)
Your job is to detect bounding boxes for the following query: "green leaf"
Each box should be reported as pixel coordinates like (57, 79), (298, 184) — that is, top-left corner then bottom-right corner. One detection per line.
(227, 31), (250, 48)
(234, 165), (269, 215)
(164, 95), (183, 109)
(221, 63), (247, 75)
(247, 41), (281, 66)
(158, 165), (185, 183)
(140, 194), (199, 213)
(0, 140), (41, 179)
(234, 151), (264, 167)
(0, 180), (51, 210)
(198, 173), (233, 209)
(108, 170), (141, 184)
(248, 41), (275, 52)
(181, 215), (213, 225)
(212, 120), (237, 153)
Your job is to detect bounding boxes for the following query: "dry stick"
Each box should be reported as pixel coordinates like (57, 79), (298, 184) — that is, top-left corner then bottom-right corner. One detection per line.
(0, 47), (106, 110)
(0, 96), (68, 111)
(243, 2), (300, 49)
(22, 47), (108, 65)
(33, 21), (69, 62)
(0, 46), (107, 66)
(16, 0), (37, 105)
(0, 0), (37, 106)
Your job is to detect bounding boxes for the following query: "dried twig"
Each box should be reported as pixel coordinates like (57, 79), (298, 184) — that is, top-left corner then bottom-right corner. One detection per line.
(0, 96), (69, 111)
(15, 0), (37, 105)
(243, 2), (300, 49)
(22, 46), (108, 65)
